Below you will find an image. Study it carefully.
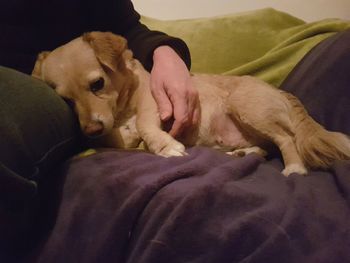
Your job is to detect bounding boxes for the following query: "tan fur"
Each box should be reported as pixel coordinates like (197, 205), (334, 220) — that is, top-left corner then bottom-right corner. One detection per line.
(82, 32), (128, 72)
(282, 92), (350, 169)
(32, 51), (51, 79)
(32, 31), (350, 176)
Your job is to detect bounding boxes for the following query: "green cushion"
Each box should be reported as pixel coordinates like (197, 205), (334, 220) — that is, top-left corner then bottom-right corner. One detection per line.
(142, 8), (350, 86)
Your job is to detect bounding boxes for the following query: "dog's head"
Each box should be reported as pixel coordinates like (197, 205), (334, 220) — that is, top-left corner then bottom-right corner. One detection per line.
(32, 32), (135, 137)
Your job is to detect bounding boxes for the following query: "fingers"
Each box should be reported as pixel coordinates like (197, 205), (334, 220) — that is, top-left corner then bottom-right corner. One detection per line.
(169, 86), (199, 138)
(168, 94), (189, 137)
(150, 81), (173, 121)
(151, 78), (199, 138)
(187, 87), (200, 125)
(191, 96), (201, 126)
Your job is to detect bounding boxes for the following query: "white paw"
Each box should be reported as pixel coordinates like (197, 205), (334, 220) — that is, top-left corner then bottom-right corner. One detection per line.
(226, 149), (246, 157)
(226, 146), (267, 157)
(157, 141), (187, 157)
(282, 164), (307, 176)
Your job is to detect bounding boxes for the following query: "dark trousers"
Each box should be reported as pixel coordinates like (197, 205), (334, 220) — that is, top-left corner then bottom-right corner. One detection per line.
(0, 66), (81, 261)
(281, 29), (350, 135)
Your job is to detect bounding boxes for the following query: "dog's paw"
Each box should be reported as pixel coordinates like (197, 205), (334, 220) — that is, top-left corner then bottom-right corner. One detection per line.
(157, 141), (187, 157)
(282, 164), (307, 176)
(226, 146), (267, 158)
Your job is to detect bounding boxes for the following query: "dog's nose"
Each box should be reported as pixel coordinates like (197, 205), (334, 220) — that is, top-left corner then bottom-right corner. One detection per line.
(84, 121), (104, 137)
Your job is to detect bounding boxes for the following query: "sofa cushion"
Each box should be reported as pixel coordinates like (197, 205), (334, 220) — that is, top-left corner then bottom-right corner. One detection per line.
(142, 8), (350, 86)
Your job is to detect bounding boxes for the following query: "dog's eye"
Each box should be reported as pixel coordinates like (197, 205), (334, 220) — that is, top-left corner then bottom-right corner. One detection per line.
(90, 77), (104, 93)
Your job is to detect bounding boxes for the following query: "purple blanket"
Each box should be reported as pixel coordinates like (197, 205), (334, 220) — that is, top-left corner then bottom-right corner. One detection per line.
(34, 148), (350, 263)
(30, 29), (350, 263)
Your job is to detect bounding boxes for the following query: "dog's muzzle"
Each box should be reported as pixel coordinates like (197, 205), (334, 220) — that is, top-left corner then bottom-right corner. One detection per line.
(84, 121), (104, 137)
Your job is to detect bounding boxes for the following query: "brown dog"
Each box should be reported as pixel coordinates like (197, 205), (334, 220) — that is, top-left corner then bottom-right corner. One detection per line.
(32, 31), (350, 176)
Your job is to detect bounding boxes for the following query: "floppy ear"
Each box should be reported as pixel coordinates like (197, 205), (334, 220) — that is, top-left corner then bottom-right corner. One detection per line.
(82, 31), (128, 72)
(32, 51), (51, 79)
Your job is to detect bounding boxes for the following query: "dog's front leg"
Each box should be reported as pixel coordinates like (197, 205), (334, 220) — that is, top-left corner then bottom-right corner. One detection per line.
(136, 88), (186, 157)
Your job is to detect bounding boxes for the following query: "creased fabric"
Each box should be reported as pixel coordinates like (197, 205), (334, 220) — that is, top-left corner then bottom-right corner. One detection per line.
(34, 147), (350, 263)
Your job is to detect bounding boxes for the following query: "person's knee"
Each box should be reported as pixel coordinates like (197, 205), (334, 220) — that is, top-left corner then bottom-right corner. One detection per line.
(0, 66), (81, 181)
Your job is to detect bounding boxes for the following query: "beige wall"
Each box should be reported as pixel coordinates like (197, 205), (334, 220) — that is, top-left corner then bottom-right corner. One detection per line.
(132, 0), (350, 22)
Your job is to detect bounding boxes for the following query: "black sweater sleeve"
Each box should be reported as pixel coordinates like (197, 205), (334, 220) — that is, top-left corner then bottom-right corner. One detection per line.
(86, 0), (191, 71)
(0, 0), (191, 74)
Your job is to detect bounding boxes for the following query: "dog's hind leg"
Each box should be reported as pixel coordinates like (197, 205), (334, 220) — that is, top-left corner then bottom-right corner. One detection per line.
(242, 120), (307, 176)
(235, 116), (307, 176)
(226, 77), (307, 176)
(271, 133), (307, 176)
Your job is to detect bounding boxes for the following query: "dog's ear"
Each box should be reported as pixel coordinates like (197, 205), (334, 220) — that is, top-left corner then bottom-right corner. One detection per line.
(82, 31), (128, 72)
(32, 51), (51, 79)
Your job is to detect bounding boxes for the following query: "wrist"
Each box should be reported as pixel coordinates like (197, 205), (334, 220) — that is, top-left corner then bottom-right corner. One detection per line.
(153, 46), (178, 63)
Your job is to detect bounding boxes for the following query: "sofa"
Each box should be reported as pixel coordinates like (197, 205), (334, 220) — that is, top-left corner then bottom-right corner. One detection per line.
(1, 8), (350, 263)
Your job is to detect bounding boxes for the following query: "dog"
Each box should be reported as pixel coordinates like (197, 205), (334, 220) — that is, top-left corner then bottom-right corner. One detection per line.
(32, 31), (350, 176)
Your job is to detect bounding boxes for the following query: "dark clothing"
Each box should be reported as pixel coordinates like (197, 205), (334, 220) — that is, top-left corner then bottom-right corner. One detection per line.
(0, 0), (191, 74)
(0, 66), (81, 262)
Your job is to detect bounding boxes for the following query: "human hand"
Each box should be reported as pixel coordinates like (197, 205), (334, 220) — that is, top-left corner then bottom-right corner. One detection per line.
(150, 45), (200, 138)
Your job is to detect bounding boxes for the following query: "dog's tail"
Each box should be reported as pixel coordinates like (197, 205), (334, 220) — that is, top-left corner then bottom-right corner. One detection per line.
(283, 91), (350, 169)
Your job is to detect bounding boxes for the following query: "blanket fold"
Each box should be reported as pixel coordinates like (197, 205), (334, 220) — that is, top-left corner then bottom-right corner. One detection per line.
(34, 148), (350, 263)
